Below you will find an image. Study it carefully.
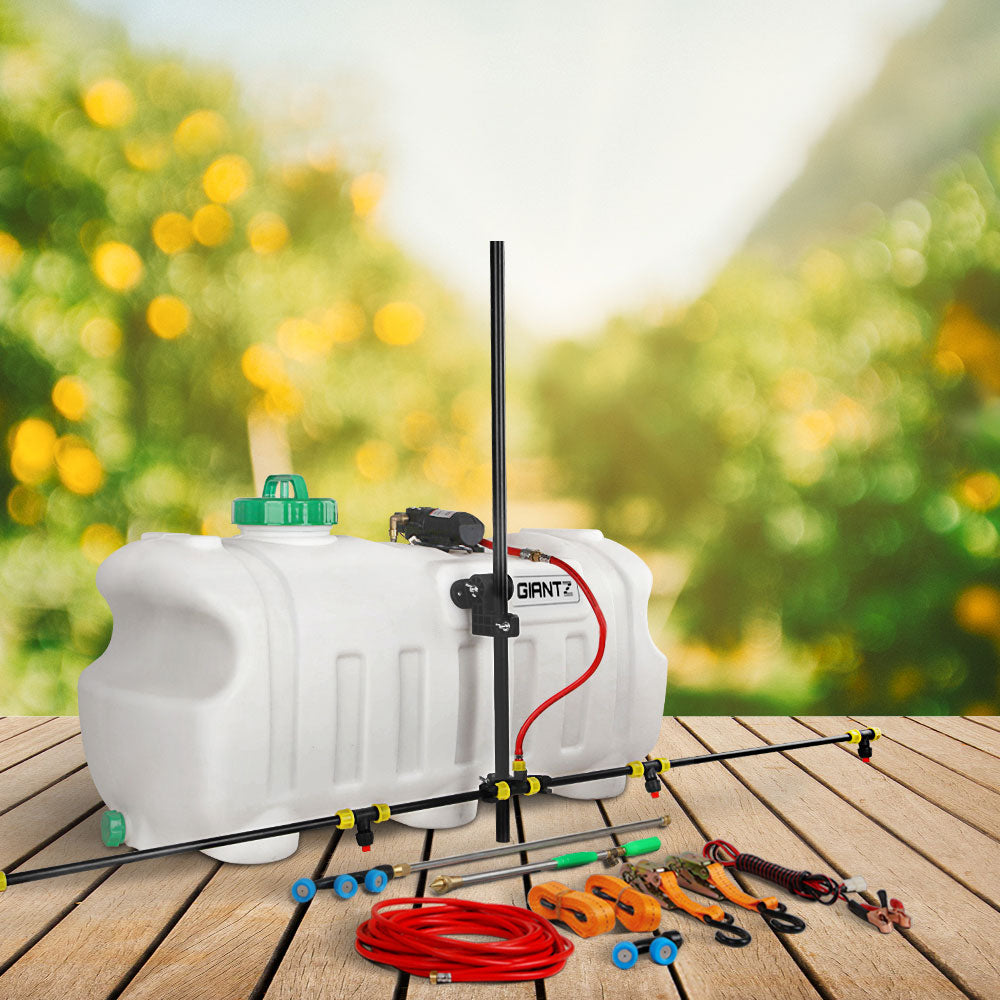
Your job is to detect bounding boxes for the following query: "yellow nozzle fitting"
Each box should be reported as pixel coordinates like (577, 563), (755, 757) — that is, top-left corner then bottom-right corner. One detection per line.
(372, 803), (391, 823)
(0, 871), (6, 892)
(627, 760), (644, 778)
(526, 776), (542, 795)
(494, 781), (511, 801)
(335, 809), (355, 830)
(512, 759), (527, 772)
(847, 730), (862, 745)
(653, 757), (670, 774)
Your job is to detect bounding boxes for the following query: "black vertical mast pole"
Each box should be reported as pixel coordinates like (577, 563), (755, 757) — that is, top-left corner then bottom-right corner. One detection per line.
(489, 240), (511, 843)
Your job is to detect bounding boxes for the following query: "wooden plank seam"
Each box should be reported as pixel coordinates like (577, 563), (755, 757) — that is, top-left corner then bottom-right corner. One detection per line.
(735, 718), (1000, 916)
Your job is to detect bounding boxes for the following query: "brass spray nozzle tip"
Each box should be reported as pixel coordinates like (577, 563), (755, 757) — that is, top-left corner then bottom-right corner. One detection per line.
(430, 875), (461, 894)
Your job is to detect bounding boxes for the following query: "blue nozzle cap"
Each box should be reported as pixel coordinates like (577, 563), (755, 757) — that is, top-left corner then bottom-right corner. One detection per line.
(333, 874), (359, 899)
(291, 877), (317, 902)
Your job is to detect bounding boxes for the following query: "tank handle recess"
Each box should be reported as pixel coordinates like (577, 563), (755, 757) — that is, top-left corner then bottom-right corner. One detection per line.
(262, 474), (309, 498)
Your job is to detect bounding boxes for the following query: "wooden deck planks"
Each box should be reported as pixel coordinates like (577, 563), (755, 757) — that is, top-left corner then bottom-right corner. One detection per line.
(0, 718), (997, 999)
(116, 829), (333, 1000)
(0, 812), (125, 969)
(262, 820), (423, 1000)
(0, 718), (53, 743)
(680, 716), (1000, 1000)
(798, 716), (1000, 842)
(0, 768), (101, 871)
(859, 715), (1000, 793)
(600, 761), (823, 1000)
(0, 718), (79, 773)
(911, 716), (1000, 759)
(966, 716), (1000, 734)
(656, 718), (967, 1000)
(0, 849), (216, 1000)
(738, 716), (1000, 904)
(0, 734), (86, 817)
(406, 806), (535, 1000)
(517, 792), (684, 1000)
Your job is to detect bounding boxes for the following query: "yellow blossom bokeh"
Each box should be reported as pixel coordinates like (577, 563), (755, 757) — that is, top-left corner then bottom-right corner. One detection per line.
(374, 301), (425, 346)
(83, 78), (135, 127)
(146, 295), (191, 339)
(93, 242), (143, 291)
(202, 154), (252, 203)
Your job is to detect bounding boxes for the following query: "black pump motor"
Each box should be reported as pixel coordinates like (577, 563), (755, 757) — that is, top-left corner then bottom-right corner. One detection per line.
(391, 507), (485, 550)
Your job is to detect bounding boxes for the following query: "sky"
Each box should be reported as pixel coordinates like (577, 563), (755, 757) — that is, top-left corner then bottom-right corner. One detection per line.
(76, 0), (942, 336)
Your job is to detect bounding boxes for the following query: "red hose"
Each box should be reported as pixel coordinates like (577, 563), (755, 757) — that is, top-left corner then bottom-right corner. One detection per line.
(481, 539), (608, 760)
(355, 897), (574, 982)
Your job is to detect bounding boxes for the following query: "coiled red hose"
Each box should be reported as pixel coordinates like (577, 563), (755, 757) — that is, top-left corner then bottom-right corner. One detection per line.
(355, 897), (574, 982)
(481, 539), (607, 760)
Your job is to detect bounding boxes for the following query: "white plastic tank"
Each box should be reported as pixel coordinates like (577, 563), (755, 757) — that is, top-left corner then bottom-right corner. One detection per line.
(78, 475), (667, 863)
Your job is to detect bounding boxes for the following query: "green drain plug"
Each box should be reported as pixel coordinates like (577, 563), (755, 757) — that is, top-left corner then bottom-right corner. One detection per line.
(101, 810), (126, 847)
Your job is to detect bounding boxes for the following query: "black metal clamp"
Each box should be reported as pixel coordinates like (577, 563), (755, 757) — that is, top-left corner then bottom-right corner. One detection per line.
(451, 573), (520, 638)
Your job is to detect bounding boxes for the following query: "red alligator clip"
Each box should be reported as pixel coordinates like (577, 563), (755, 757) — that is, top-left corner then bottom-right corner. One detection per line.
(847, 890), (911, 934)
(885, 894), (911, 929)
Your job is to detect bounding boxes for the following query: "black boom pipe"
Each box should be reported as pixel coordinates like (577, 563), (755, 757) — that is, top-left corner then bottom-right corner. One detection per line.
(1, 788), (480, 887)
(0, 729), (878, 890)
(489, 239), (512, 844)
(543, 728), (879, 787)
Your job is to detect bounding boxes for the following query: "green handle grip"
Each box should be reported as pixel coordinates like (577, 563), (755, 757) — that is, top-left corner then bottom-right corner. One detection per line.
(623, 836), (661, 858)
(555, 850), (599, 869)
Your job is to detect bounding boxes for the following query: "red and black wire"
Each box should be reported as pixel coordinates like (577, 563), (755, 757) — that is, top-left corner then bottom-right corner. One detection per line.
(703, 840), (846, 904)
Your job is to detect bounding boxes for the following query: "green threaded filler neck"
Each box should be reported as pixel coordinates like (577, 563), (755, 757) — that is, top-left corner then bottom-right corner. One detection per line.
(232, 474), (337, 527)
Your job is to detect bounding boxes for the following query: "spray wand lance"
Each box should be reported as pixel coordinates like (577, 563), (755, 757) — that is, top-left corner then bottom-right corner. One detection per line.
(428, 836), (662, 895)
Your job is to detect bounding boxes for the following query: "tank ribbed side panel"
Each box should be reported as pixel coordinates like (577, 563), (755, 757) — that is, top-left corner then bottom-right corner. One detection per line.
(560, 632), (588, 750)
(333, 653), (365, 784)
(454, 643), (479, 765)
(397, 648), (425, 775)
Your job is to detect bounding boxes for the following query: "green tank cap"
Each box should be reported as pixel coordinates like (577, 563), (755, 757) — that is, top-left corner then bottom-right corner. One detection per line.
(101, 809), (126, 847)
(232, 474), (337, 527)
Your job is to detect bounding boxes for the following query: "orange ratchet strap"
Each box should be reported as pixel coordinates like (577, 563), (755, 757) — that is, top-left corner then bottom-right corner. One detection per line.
(528, 880), (616, 938)
(706, 862), (779, 910)
(620, 862), (752, 947)
(658, 869), (727, 922)
(585, 874), (661, 933)
(705, 861), (806, 933)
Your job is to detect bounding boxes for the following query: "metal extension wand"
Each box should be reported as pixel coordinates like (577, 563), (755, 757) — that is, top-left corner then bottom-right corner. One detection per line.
(292, 815), (670, 901)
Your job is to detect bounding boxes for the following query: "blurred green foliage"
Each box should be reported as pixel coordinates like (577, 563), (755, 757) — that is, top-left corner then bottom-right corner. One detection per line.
(0, 1), (488, 712)
(3, 0), (1000, 718)
(538, 148), (1000, 715)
